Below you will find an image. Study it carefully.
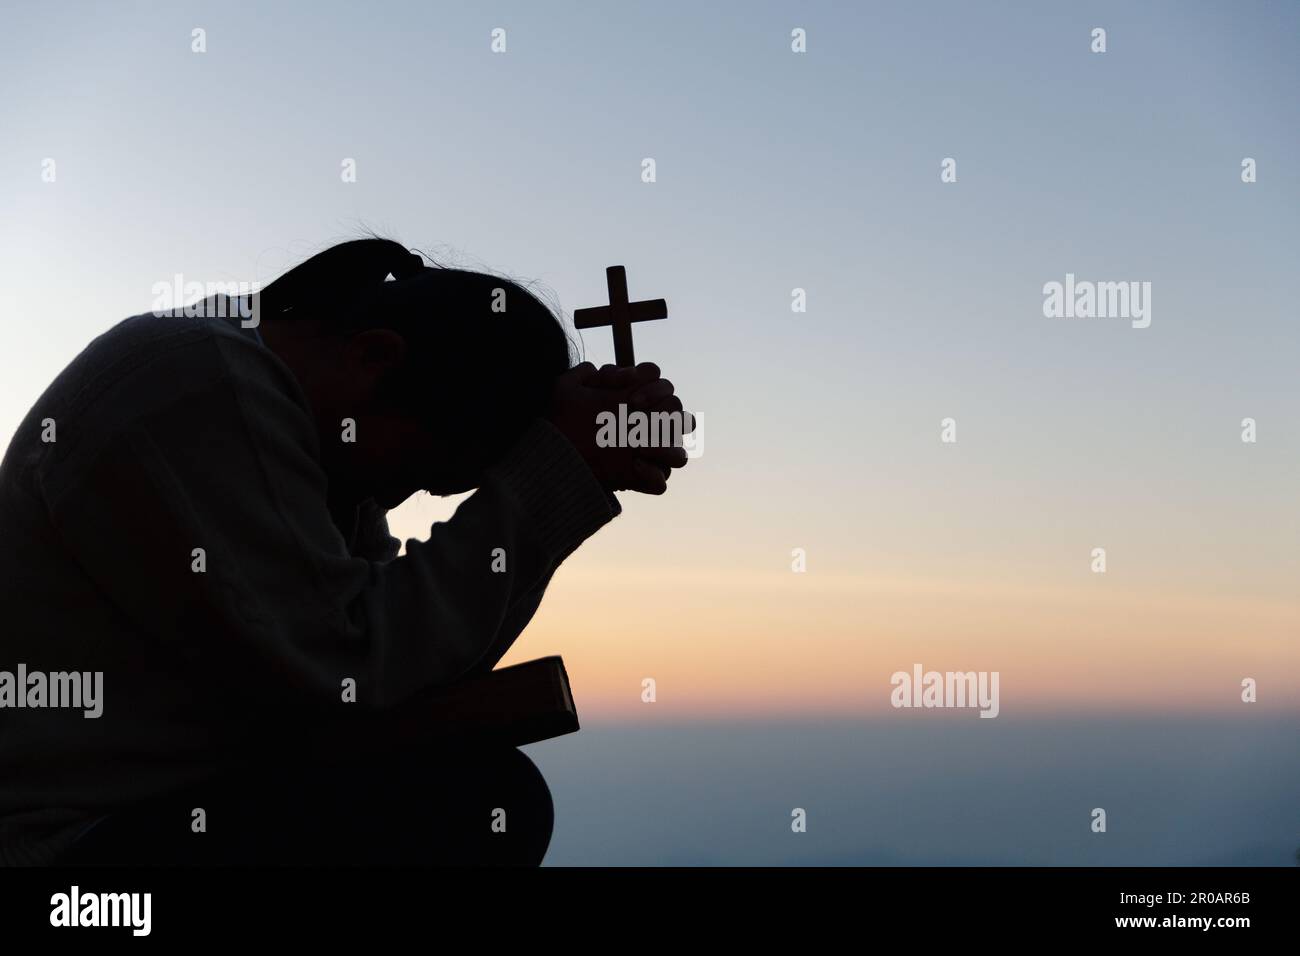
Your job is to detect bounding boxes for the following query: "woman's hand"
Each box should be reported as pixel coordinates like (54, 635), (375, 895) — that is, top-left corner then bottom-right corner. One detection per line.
(546, 362), (693, 495)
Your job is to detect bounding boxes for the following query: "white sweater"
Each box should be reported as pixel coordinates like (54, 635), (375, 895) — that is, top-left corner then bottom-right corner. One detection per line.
(0, 311), (618, 864)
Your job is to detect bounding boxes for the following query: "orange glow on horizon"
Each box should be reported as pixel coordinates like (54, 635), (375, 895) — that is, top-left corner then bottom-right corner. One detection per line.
(500, 566), (1300, 720)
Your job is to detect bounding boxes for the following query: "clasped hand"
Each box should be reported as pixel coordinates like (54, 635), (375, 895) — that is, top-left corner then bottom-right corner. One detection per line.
(547, 362), (693, 495)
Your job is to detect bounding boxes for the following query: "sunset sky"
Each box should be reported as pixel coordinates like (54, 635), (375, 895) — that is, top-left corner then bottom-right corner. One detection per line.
(1, 1), (1296, 863)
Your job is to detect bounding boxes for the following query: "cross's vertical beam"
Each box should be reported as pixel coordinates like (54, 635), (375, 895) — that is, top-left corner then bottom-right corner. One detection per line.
(573, 265), (667, 367)
(605, 266), (635, 366)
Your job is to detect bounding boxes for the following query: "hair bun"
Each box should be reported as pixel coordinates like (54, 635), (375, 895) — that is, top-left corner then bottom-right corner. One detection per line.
(394, 251), (425, 280)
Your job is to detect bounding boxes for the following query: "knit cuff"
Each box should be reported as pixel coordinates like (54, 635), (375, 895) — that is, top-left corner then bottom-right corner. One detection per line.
(489, 418), (620, 560)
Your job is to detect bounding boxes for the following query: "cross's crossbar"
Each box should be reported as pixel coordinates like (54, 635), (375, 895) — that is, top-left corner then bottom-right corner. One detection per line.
(572, 299), (667, 328)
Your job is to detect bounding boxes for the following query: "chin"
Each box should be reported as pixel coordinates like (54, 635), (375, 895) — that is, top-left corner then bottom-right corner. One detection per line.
(425, 475), (481, 497)
(374, 490), (414, 509)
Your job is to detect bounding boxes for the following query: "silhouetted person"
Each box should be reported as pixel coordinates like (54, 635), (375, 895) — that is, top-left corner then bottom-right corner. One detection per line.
(0, 238), (689, 865)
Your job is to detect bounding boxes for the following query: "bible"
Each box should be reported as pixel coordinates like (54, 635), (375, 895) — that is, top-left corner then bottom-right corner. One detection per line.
(405, 655), (580, 748)
(269, 656), (580, 761)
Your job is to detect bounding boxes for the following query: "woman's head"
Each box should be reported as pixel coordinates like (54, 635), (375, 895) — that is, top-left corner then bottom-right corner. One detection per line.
(255, 237), (576, 506)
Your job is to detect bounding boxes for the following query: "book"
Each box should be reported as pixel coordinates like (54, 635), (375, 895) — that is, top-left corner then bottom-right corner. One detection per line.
(408, 655), (580, 748)
(270, 656), (581, 760)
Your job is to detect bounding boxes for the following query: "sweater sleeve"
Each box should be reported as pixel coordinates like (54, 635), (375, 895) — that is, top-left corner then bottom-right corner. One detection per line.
(36, 332), (618, 711)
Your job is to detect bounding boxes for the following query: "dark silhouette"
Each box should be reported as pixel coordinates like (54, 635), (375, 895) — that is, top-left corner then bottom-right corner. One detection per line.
(64, 746), (555, 866)
(0, 238), (690, 865)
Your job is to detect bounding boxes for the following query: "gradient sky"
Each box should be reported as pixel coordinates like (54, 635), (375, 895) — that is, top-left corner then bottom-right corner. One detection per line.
(2, 0), (1296, 735)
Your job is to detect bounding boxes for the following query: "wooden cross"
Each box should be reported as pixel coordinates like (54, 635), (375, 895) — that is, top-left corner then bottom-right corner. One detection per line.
(573, 265), (667, 367)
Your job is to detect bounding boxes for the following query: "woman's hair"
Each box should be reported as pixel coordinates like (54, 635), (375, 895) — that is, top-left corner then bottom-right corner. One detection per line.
(257, 237), (576, 461)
